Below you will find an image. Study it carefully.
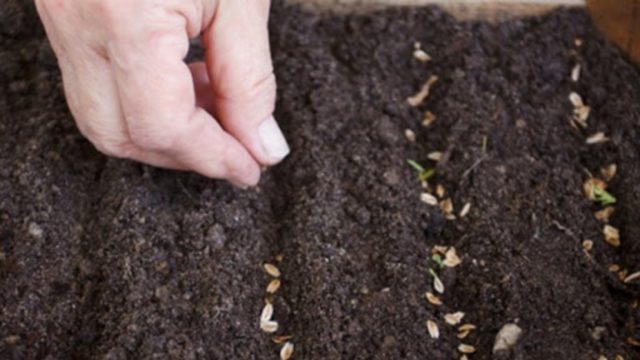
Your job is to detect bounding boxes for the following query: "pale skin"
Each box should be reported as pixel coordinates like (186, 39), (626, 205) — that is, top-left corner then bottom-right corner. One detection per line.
(35, 0), (290, 187)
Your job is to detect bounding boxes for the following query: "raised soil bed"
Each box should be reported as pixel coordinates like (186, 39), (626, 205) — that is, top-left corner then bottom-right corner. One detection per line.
(1, 1), (639, 359)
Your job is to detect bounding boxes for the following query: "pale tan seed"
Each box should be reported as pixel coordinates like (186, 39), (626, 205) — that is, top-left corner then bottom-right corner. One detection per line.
(586, 132), (609, 144)
(420, 193), (438, 206)
(444, 312), (465, 325)
(603, 225), (620, 247)
(575, 38), (584, 47)
(427, 151), (443, 161)
(272, 335), (293, 344)
(569, 92), (584, 107)
(264, 263), (281, 278)
(624, 271), (640, 283)
(260, 320), (279, 333)
(597, 356), (608, 360)
(609, 264), (621, 272)
(594, 207), (615, 223)
(280, 342), (294, 360)
(432, 245), (448, 255)
(261, 303), (274, 322)
(582, 240), (594, 251)
(436, 184), (446, 198)
(459, 324), (477, 332)
(267, 279), (282, 294)
(407, 75), (438, 107)
(405, 129), (416, 142)
(444, 247), (462, 268)
(618, 269), (629, 281)
(445, 214), (457, 221)
(440, 198), (453, 214)
(627, 337), (640, 346)
(614, 355), (624, 360)
(434, 274), (445, 294)
(571, 64), (581, 82)
(422, 111), (437, 127)
(414, 41), (421, 50)
(457, 329), (471, 339)
(459, 203), (471, 218)
(460, 356), (469, 360)
(458, 344), (476, 354)
(413, 49), (432, 62)
(427, 320), (440, 339)
(573, 105), (590, 126)
(425, 292), (442, 306)
(275, 254), (284, 263)
(601, 164), (617, 182)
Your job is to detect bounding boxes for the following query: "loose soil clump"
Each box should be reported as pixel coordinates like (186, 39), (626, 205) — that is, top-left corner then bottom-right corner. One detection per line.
(1, 1), (639, 359)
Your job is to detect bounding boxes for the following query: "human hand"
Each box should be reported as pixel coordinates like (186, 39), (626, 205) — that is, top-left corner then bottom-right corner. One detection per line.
(35, 0), (289, 187)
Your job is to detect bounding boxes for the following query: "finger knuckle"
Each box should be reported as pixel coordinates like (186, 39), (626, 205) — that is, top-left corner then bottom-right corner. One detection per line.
(128, 127), (179, 152)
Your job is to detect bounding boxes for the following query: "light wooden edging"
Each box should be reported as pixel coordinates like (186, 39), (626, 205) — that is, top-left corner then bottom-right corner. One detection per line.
(287, 0), (585, 20)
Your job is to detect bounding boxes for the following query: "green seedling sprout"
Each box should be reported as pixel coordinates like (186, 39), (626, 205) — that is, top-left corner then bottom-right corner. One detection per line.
(431, 254), (444, 268)
(428, 268), (438, 278)
(407, 159), (435, 182)
(593, 185), (616, 206)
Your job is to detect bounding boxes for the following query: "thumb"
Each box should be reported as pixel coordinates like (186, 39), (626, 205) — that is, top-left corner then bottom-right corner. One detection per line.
(203, 0), (289, 166)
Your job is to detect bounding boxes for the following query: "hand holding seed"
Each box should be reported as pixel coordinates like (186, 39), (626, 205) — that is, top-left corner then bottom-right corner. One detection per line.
(36, 0), (290, 187)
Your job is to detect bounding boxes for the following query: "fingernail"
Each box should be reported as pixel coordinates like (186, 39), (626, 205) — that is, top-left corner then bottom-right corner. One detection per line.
(258, 116), (290, 162)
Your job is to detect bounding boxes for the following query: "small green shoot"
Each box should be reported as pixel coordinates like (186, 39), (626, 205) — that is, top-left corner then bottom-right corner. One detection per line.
(431, 254), (444, 268)
(593, 185), (616, 206)
(428, 268), (438, 278)
(407, 159), (435, 182)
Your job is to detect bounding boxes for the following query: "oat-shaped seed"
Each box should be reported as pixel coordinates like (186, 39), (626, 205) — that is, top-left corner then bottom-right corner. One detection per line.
(436, 184), (445, 198)
(618, 269), (629, 281)
(582, 240), (594, 251)
(569, 92), (584, 107)
(405, 129), (416, 142)
(422, 111), (437, 127)
(614, 355), (624, 360)
(458, 344), (476, 354)
(427, 320), (440, 339)
(603, 225), (620, 247)
(586, 132), (609, 144)
(609, 264), (621, 272)
(432, 245), (448, 255)
(624, 271), (640, 283)
(425, 292), (442, 306)
(407, 75), (439, 107)
(446, 214), (457, 221)
(594, 207), (615, 223)
(275, 254), (284, 262)
(573, 106), (590, 128)
(433, 274), (445, 294)
(261, 303), (274, 322)
(459, 203), (471, 218)
(571, 64), (581, 82)
(459, 324), (477, 332)
(260, 320), (279, 333)
(627, 337), (640, 346)
(444, 247), (462, 267)
(427, 152), (442, 161)
(444, 312), (465, 325)
(272, 335), (293, 344)
(280, 342), (294, 360)
(601, 164), (617, 182)
(267, 279), (282, 294)
(420, 193), (438, 206)
(457, 330), (471, 339)
(460, 356), (470, 360)
(264, 263), (281, 278)
(413, 49), (432, 62)
(440, 198), (453, 214)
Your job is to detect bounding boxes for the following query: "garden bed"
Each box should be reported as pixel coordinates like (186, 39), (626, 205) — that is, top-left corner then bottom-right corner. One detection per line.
(1, 1), (639, 359)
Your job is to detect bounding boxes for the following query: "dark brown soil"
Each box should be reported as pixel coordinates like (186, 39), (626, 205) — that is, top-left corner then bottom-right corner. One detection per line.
(1, 1), (640, 359)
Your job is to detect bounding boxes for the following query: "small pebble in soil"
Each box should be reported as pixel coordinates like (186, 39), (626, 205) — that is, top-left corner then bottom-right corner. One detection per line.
(493, 323), (523, 353)
(28, 222), (43, 238)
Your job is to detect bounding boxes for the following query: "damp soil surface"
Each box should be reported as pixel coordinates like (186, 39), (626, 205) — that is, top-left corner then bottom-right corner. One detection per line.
(1, 1), (640, 359)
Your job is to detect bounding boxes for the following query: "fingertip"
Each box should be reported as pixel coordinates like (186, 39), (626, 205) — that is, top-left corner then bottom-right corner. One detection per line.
(257, 115), (290, 165)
